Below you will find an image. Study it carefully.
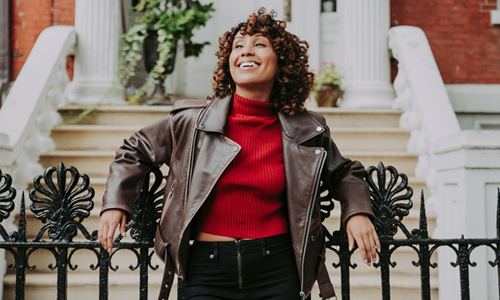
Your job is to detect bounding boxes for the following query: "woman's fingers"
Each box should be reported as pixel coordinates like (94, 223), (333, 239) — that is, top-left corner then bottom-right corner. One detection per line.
(373, 231), (381, 259)
(99, 210), (127, 253)
(347, 225), (355, 251)
(106, 222), (116, 253)
(120, 213), (127, 237)
(346, 214), (380, 266)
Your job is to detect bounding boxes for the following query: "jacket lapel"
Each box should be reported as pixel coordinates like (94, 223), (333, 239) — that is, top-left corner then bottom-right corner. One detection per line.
(182, 95), (240, 229)
(278, 111), (326, 256)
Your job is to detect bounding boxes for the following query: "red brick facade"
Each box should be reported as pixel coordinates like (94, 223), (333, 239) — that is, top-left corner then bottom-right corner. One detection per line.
(11, 0), (75, 79)
(8, 1), (500, 84)
(390, 0), (500, 83)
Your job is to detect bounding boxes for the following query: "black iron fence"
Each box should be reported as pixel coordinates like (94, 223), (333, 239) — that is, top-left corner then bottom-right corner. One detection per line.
(0, 162), (498, 300)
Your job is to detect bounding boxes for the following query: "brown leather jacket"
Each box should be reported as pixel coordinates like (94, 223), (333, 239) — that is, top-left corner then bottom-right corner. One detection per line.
(101, 95), (375, 300)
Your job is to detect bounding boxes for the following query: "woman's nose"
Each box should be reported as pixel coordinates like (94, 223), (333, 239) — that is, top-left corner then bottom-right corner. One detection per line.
(241, 45), (254, 56)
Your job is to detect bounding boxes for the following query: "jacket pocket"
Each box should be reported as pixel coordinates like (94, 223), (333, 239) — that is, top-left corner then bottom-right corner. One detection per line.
(307, 217), (322, 244)
(154, 225), (169, 263)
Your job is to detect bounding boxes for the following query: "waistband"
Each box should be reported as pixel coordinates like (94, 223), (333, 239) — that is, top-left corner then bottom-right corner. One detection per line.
(191, 233), (292, 254)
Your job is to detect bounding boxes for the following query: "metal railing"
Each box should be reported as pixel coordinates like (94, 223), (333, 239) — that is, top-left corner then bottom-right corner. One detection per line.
(0, 162), (498, 300)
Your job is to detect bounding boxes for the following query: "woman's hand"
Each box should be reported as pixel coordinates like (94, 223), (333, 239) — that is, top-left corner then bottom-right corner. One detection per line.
(98, 209), (128, 253)
(345, 214), (380, 266)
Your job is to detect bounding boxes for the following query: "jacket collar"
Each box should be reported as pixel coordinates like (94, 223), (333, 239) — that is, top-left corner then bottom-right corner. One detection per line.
(196, 95), (232, 134)
(197, 95), (325, 144)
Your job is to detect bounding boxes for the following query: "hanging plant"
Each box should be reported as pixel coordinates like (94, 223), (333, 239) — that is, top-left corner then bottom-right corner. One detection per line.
(118, 0), (214, 104)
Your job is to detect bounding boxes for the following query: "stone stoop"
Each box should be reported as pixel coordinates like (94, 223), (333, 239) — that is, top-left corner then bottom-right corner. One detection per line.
(3, 105), (437, 299)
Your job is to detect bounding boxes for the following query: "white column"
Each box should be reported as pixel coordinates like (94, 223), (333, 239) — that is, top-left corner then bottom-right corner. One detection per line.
(340, 0), (394, 108)
(66, 0), (125, 105)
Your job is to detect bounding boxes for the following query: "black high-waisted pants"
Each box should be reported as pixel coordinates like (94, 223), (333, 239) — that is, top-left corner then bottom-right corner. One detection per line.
(178, 233), (305, 300)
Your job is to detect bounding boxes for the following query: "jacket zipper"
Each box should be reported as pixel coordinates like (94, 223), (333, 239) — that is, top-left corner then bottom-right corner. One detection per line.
(167, 182), (175, 199)
(236, 239), (243, 289)
(186, 130), (198, 193)
(179, 110), (203, 278)
(180, 134), (240, 275)
(300, 150), (327, 299)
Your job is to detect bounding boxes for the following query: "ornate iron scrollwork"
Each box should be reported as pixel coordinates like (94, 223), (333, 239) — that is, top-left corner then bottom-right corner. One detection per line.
(129, 168), (165, 243)
(29, 162), (95, 242)
(365, 162), (414, 239)
(319, 181), (334, 222)
(0, 169), (16, 241)
(111, 167), (165, 244)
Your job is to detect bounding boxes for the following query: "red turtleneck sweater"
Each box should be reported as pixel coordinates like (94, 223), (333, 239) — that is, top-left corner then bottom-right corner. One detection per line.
(196, 93), (288, 238)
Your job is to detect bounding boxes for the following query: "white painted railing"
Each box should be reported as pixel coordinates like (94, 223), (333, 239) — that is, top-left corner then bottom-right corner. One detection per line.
(0, 25), (75, 188)
(389, 25), (500, 300)
(387, 25), (461, 211)
(0, 26), (75, 297)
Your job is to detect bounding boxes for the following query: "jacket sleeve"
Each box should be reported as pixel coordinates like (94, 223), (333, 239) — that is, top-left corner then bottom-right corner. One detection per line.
(100, 116), (174, 218)
(320, 119), (376, 228)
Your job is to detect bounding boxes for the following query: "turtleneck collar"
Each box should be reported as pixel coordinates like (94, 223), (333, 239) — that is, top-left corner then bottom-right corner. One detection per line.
(231, 93), (275, 117)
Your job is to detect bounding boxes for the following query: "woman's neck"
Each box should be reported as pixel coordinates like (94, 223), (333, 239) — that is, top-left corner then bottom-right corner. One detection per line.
(234, 86), (272, 103)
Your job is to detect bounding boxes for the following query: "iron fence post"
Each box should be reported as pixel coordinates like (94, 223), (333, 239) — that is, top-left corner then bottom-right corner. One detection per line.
(139, 247), (149, 300)
(99, 249), (109, 300)
(56, 247), (68, 300)
(458, 238), (470, 300)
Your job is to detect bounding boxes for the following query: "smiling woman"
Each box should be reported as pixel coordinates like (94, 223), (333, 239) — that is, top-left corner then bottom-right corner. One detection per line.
(99, 7), (379, 300)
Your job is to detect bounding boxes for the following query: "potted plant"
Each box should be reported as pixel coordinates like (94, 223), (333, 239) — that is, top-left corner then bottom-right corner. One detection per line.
(313, 61), (343, 107)
(119, 0), (214, 104)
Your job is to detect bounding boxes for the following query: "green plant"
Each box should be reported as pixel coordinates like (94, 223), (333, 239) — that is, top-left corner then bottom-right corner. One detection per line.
(314, 61), (342, 90)
(118, 0), (214, 97)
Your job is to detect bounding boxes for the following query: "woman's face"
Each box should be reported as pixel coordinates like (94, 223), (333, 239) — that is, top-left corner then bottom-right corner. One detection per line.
(229, 32), (278, 97)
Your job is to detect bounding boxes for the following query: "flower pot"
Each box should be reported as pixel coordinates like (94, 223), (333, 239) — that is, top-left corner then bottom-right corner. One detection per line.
(316, 83), (342, 107)
(142, 29), (178, 105)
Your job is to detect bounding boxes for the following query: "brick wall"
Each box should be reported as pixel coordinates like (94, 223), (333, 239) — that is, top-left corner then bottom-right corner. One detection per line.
(391, 0), (500, 83)
(11, 0), (75, 80)
(9, 1), (500, 84)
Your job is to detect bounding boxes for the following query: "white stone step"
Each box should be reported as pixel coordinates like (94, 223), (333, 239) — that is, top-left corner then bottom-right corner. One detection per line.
(51, 125), (411, 152)
(39, 150), (116, 177)
(313, 107), (403, 129)
(58, 106), (403, 129)
(2, 272), (166, 300)
(322, 273), (439, 300)
(344, 151), (418, 177)
(52, 125), (141, 151)
(331, 127), (410, 152)
(59, 106), (172, 126)
(3, 271), (437, 300)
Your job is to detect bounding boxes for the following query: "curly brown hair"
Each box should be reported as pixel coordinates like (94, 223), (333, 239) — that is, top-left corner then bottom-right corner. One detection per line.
(211, 8), (315, 116)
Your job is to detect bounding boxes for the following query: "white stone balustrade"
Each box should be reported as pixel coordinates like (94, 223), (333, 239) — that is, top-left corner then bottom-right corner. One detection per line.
(389, 25), (500, 300)
(0, 25), (76, 297)
(388, 25), (461, 210)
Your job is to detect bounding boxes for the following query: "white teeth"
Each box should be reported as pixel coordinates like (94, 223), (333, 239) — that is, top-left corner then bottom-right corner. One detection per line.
(240, 62), (256, 68)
